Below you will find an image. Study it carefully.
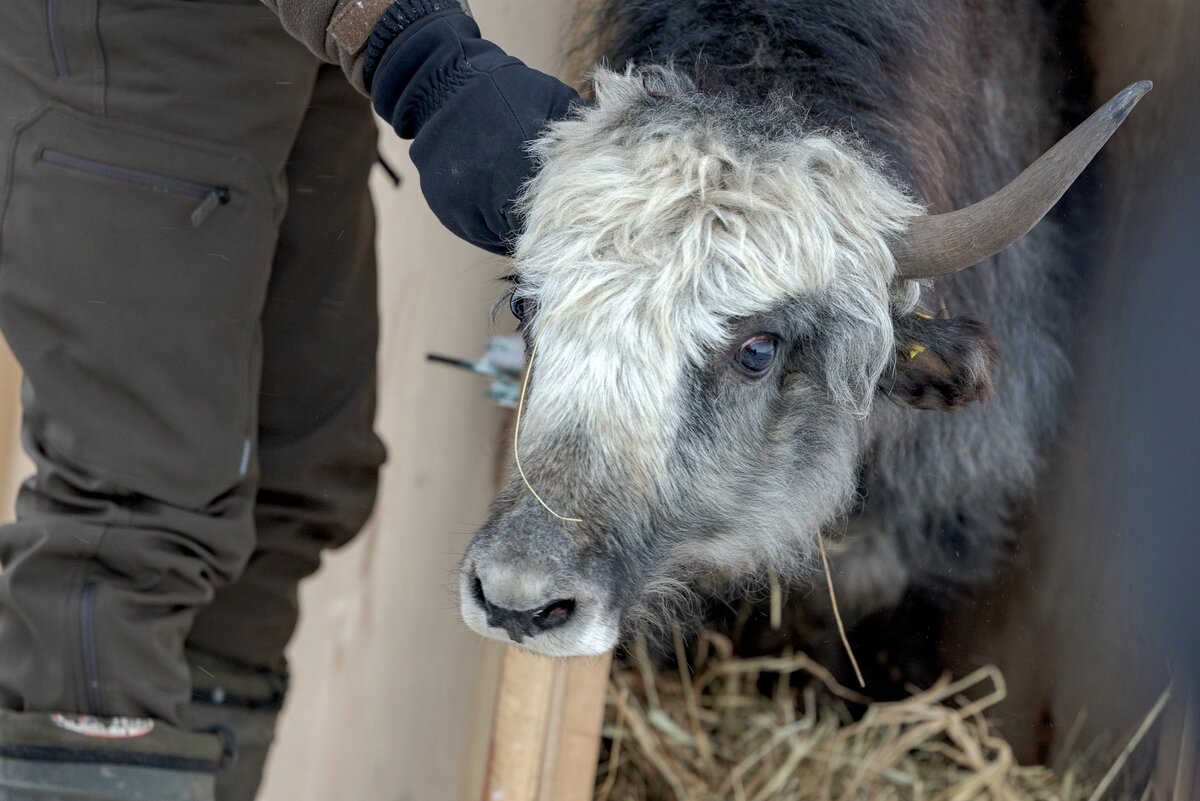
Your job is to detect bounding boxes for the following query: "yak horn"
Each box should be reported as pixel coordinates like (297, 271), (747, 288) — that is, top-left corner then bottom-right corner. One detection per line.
(892, 81), (1152, 280)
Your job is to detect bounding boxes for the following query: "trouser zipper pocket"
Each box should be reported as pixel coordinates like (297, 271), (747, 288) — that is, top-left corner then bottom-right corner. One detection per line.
(38, 148), (231, 227)
(45, 0), (70, 77)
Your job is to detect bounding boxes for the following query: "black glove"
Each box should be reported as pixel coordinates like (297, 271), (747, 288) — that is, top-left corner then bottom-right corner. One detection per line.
(365, 1), (581, 255)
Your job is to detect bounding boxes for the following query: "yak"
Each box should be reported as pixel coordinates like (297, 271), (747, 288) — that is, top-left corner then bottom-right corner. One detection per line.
(456, 0), (1148, 661)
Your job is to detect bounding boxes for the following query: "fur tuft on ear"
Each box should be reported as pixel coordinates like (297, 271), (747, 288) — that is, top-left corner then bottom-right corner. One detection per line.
(885, 315), (1000, 411)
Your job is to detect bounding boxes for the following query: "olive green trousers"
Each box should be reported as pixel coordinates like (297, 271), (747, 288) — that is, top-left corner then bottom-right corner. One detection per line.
(0, 0), (386, 726)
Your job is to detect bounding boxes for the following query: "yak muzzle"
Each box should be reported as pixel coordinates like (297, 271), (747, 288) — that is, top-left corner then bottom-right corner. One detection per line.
(458, 540), (621, 657)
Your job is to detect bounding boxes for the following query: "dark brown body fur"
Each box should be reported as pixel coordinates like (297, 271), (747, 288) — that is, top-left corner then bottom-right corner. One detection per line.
(578, 0), (1094, 688)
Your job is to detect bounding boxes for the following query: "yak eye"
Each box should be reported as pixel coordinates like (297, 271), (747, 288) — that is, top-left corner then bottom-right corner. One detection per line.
(734, 335), (778, 377)
(509, 292), (531, 322)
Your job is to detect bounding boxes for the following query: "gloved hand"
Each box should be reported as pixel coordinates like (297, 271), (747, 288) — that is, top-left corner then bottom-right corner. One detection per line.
(365, 1), (581, 255)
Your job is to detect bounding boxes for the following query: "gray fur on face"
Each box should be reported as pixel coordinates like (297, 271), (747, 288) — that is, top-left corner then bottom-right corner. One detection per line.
(460, 65), (924, 653)
(461, 0), (1085, 656)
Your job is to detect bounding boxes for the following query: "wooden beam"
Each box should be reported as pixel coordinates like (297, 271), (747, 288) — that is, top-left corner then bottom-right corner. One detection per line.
(0, 342), (29, 519)
(482, 646), (611, 801)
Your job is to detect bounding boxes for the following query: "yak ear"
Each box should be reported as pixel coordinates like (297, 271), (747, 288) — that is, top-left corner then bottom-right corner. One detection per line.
(884, 314), (1000, 411)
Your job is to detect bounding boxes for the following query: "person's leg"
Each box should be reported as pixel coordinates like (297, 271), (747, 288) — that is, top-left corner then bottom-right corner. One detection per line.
(0, 0), (321, 795)
(182, 63), (386, 801)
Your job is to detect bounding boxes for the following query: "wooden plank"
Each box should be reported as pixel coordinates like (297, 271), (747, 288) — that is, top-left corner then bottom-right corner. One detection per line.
(482, 646), (611, 801)
(544, 653), (612, 801)
(484, 647), (559, 801)
(0, 341), (29, 522)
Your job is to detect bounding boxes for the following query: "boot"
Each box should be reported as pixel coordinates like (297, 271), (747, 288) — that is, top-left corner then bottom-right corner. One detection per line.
(0, 709), (226, 801)
(181, 649), (287, 801)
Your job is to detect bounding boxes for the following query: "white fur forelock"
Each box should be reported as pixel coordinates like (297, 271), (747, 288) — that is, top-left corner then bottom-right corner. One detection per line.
(511, 67), (922, 491)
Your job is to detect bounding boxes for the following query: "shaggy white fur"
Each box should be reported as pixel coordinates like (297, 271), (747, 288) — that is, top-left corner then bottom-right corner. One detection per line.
(511, 67), (921, 489)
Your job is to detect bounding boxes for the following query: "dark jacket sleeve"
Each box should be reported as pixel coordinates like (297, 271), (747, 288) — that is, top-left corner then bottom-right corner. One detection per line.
(367, 5), (580, 255)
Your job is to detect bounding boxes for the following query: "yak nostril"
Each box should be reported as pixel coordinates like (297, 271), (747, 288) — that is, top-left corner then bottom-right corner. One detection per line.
(471, 575), (488, 608)
(532, 599), (575, 632)
(470, 572), (576, 643)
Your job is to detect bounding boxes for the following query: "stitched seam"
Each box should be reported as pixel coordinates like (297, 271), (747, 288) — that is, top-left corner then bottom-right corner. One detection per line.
(401, 16), (532, 139)
(411, 58), (474, 131)
(483, 64), (538, 141)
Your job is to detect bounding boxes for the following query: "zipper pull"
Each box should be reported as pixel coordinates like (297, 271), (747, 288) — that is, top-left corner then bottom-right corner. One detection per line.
(191, 188), (230, 228)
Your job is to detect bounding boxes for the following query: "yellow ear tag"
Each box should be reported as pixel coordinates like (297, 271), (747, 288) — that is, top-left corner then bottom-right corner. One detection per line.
(906, 312), (932, 358)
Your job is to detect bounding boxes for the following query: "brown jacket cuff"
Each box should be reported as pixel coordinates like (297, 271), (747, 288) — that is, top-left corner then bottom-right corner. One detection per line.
(260, 0), (394, 94)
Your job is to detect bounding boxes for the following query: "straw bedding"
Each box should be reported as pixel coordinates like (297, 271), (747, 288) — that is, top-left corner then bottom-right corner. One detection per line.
(594, 631), (1153, 801)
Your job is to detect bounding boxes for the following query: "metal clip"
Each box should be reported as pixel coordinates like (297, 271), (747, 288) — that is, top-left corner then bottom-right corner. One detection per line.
(427, 334), (525, 408)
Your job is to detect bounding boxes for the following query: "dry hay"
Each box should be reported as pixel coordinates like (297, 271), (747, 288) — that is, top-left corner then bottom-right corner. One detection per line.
(595, 631), (1166, 801)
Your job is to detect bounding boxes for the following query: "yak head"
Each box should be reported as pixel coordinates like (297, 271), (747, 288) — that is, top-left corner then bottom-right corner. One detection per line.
(459, 67), (1149, 657)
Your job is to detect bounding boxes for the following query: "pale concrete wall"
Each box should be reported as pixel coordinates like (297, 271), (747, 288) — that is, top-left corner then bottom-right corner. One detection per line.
(0, 3), (577, 800)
